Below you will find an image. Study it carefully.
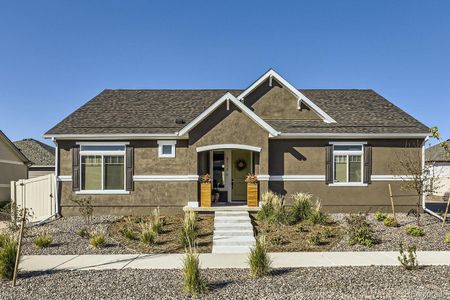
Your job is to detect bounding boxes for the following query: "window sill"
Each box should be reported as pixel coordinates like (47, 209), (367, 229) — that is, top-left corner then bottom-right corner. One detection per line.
(76, 190), (130, 195)
(329, 183), (368, 187)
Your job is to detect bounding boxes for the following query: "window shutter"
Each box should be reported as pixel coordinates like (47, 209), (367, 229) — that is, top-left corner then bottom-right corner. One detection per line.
(325, 145), (333, 184)
(72, 146), (80, 191)
(126, 146), (134, 191)
(363, 145), (372, 184)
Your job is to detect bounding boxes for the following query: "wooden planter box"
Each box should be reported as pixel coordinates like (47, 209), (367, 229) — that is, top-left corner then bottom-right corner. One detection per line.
(247, 183), (258, 207)
(200, 183), (212, 207)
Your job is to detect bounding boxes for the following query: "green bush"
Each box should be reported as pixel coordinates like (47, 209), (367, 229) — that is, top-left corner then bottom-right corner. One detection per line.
(383, 216), (399, 227)
(140, 229), (156, 246)
(307, 201), (328, 225)
(345, 214), (378, 247)
(0, 236), (17, 280)
(179, 211), (198, 248)
(34, 232), (53, 248)
(374, 211), (387, 221)
(289, 193), (313, 223)
(405, 225), (425, 237)
(248, 236), (272, 278)
(0, 234), (8, 248)
(182, 245), (207, 296)
(120, 227), (136, 240)
(398, 242), (418, 270)
(76, 227), (90, 239)
(445, 233), (450, 244)
(89, 232), (106, 249)
(256, 192), (290, 225)
(151, 207), (164, 234)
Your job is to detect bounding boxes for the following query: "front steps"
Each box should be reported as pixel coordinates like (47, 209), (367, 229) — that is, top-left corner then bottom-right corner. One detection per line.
(212, 211), (256, 253)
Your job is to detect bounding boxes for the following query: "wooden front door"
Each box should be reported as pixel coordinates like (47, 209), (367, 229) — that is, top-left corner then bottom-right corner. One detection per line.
(231, 150), (251, 201)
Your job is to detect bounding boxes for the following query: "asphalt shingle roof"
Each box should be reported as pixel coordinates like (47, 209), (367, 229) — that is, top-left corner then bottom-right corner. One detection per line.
(426, 141), (450, 162)
(45, 89), (429, 135)
(14, 139), (55, 166)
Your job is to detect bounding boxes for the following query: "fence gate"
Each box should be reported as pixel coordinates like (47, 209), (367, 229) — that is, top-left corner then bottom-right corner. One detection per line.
(10, 173), (56, 222)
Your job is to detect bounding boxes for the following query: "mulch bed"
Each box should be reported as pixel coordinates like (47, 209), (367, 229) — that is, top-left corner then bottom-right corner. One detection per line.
(108, 214), (214, 253)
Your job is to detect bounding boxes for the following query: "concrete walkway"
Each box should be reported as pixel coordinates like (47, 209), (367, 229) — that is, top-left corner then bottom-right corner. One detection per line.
(20, 251), (450, 272)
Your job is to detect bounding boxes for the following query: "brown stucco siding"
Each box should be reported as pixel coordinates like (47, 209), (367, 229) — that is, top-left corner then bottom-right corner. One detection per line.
(269, 181), (417, 212)
(244, 78), (321, 121)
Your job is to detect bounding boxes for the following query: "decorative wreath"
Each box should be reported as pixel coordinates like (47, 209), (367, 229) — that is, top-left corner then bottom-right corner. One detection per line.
(236, 159), (247, 171)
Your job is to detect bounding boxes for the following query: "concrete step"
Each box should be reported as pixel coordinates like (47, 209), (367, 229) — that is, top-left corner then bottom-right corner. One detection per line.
(214, 223), (253, 231)
(213, 236), (256, 247)
(212, 245), (255, 254)
(213, 230), (254, 237)
(214, 217), (250, 224)
(215, 211), (250, 217)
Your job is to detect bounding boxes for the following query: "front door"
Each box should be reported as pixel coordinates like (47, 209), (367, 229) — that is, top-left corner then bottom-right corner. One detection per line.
(231, 150), (251, 201)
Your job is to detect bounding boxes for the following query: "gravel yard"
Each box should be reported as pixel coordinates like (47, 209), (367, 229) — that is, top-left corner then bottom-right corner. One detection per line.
(1, 266), (448, 299)
(331, 213), (450, 251)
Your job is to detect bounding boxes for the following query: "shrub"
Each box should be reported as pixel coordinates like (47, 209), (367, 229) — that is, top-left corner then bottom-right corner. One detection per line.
(445, 233), (450, 244)
(290, 192), (313, 223)
(308, 233), (321, 245)
(140, 229), (156, 246)
(321, 228), (333, 239)
(345, 214), (378, 247)
(76, 227), (90, 239)
(257, 191), (290, 224)
(398, 242), (418, 270)
(151, 207), (164, 234)
(0, 234), (8, 248)
(34, 231), (53, 248)
(89, 232), (106, 249)
(0, 236), (17, 280)
(405, 225), (425, 237)
(248, 236), (272, 278)
(120, 227), (136, 240)
(179, 211), (198, 248)
(182, 245), (207, 296)
(374, 211), (387, 221)
(383, 216), (399, 227)
(307, 200), (328, 225)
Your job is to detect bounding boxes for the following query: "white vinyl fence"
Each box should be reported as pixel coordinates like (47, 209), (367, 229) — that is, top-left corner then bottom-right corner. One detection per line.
(10, 173), (56, 222)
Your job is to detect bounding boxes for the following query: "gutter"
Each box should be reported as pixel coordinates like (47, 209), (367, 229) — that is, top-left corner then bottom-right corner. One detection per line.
(52, 137), (60, 217)
(421, 136), (443, 220)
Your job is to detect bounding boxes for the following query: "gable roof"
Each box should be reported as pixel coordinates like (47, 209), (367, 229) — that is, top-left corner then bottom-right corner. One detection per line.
(0, 130), (29, 163)
(13, 138), (55, 167)
(426, 140), (450, 162)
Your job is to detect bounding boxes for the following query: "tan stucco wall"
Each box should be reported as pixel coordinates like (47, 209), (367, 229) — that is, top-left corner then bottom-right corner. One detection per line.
(0, 162), (27, 202)
(0, 139), (23, 161)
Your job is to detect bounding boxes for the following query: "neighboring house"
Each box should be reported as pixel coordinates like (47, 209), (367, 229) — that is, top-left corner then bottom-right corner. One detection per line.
(14, 138), (55, 179)
(0, 130), (28, 203)
(44, 69), (430, 216)
(426, 140), (450, 196)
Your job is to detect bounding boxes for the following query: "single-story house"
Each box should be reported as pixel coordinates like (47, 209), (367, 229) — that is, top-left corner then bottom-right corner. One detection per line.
(44, 69), (430, 215)
(426, 140), (450, 196)
(14, 138), (55, 179)
(0, 130), (28, 203)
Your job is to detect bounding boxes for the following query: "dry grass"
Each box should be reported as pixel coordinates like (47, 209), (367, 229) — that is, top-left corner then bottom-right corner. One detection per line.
(108, 214), (214, 253)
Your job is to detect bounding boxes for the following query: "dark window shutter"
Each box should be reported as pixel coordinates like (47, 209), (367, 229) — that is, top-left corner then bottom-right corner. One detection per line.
(325, 145), (333, 184)
(72, 146), (80, 191)
(363, 145), (372, 184)
(126, 146), (134, 191)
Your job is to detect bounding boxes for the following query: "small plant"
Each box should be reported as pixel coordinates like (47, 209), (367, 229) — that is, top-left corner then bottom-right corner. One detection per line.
(0, 235), (17, 280)
(248, 236), (272, 278)
(290, 192), (313, 223)
(307, 200), (328, 225)
(405, 225), (425, 237)
(374, 211), (387, 221)
(179, 211), (198, 248)
(120, 227), (136, 240)
(0, 234), (8, 248)
(151, 207), (164, 234)
(71, 197), (94, 225)
(33, 231), (53, 248)
(308, 233), (321, 245)
(321, 228), (333, 239)
(256, 191), (290, 224)
(245, 173), (258, 184)
(89, 231), (106, 249)
(398, 242), (418, 270)
(140, 229), (156, 246)
(445, 233), (450, 244)
(182, 245), (207, 296)
(345, 214), (378, 247)
(76, 227), (90, 239)
(270, 235), (284, 246)
(199, 174), (211, 184)
(383, 216), (399, 227)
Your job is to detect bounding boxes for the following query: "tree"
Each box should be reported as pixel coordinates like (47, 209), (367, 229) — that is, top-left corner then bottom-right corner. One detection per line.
(430, 126), (450, 156)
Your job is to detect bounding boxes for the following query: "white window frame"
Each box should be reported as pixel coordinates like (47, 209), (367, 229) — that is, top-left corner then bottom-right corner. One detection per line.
(329, 142), (367, 187)
(158, 140), (176, 158)
(77, 143), (129, 194)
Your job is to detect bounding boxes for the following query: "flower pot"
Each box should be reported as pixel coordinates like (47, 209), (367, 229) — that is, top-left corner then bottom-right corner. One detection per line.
(247, 182), (258, 207)
(200, 182), (212, 207)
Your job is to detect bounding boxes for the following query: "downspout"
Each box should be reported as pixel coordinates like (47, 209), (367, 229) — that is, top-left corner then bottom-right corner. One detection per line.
(52, 137), (60, 217)
(421, 136), (442, 220)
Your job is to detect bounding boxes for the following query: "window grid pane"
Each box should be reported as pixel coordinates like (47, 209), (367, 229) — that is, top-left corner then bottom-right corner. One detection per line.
(349, 155), (362, 182)
(334, 155), (347, 182)
(104, 155), (124, 190)
(162, 145), (173, 155)
(81, 156), (102, 190)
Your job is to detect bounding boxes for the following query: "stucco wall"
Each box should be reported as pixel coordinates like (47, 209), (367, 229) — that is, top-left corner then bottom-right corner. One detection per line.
(0, 162), (27, 202)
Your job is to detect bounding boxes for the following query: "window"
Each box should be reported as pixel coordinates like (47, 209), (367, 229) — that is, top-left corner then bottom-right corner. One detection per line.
(79, 144), (126, 192)
(332, 143), (364, 184)
(158, 140), (176, 158)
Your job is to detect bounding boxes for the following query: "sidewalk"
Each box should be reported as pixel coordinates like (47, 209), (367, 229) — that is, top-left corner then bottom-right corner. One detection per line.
(20, 251), (450, 272)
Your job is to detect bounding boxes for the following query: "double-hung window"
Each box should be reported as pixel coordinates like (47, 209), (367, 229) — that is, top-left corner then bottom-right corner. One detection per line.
(79, 144), (127, 192)
(332, 143), (365, 185)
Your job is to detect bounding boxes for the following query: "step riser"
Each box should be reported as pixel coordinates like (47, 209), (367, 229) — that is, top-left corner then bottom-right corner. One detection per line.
(213, 241), (256, 246)
(213, 231), (254, 237)
(215, 212), (250, 217)
(212, 211), (255, 254)
(212, 246), (254, 253)
(214, 219), (250, 224)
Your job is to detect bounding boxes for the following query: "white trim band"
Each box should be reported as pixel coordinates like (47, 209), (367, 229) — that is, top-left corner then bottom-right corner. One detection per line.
(275, 133), (430, 139)
(57, 175), (72, 182)
(0, 159), (25, 166)
(371, 175), (414, 181)
(75, 190), (130, 195)
(133, 175), (199, 182)
(269, 175), (325, 181)
(0, 184), (10, 188)
(196, 144), (262, 153)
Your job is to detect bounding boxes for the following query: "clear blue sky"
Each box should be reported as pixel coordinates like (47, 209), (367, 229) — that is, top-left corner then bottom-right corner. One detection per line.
(1, 1), (449, 146)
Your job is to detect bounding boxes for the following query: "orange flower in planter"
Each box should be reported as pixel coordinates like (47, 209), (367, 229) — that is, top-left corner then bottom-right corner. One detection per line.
(245, 173), (258, 184)
(200, 174), (212, 207)
(246, 174), (258, 207)
(200, 174), (212, 184)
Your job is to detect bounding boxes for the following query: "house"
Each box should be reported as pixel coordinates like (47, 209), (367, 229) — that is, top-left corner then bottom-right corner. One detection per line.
(0, 130), (28, 203)
(426, 140), (450, 196)
(44, 69), (430, 216)
(14, 138), (55, 179)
